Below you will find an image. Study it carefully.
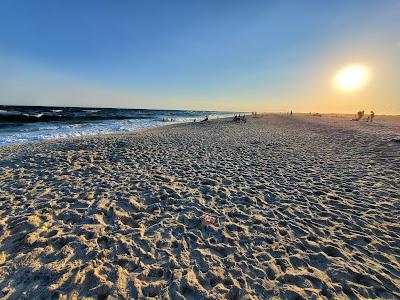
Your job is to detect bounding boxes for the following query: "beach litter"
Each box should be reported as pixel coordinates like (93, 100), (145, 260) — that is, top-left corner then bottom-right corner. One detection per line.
(202, 214), (218, 226)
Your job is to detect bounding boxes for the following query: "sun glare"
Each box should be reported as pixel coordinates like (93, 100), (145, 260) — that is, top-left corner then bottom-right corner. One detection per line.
(333, 64), (370, 92)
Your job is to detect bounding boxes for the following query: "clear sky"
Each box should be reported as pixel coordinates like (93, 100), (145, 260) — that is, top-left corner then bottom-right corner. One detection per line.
(0, 1), (399, 113)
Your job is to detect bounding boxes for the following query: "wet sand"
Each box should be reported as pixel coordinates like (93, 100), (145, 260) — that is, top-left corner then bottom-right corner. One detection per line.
(0, 114), (399, 299)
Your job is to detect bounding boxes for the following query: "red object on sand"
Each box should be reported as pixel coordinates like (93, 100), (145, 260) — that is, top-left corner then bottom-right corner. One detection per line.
(203, 214), (217, 225)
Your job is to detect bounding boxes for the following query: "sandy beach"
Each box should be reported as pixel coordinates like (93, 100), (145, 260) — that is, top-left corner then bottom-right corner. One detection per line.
(0, 114), (399, 299)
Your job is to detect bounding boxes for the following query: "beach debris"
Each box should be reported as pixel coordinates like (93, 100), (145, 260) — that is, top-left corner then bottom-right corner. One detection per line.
(202, 214), (218, 226)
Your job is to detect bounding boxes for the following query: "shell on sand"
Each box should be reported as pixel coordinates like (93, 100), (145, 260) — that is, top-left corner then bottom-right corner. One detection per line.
(0, 115), (399, 299)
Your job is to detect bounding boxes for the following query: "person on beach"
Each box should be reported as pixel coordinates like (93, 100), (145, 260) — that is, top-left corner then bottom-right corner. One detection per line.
(370, 111), (375, 122)
(353, 110), (365, 121)
(290, 110), (293, 116)
(201, 116), (208, 122)
(233, 114), (246, 123)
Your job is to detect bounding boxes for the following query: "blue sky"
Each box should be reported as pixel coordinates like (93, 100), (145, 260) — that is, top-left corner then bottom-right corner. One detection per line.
(0, 1), (399, 112)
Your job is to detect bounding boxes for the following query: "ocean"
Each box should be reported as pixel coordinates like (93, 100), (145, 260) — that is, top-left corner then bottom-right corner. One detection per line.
(0, 106), (239, 146)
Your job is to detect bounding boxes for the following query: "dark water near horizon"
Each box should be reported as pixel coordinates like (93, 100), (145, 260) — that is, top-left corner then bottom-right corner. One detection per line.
(0, 105), (239, 145)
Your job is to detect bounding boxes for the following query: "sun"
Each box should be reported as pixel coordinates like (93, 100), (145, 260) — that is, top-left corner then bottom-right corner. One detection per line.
(333, 64), (370, 92)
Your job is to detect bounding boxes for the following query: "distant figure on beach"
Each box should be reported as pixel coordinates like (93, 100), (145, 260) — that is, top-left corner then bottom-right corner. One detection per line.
(233, 114), (246, 123)
(370, 111), (375, 122)
(201, 116), (208, 122)
(353, 110), (365, 121)
(290, 110), (293, 116)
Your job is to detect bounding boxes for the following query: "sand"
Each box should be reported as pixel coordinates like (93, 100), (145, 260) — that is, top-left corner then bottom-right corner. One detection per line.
(0, 114), (399, 299)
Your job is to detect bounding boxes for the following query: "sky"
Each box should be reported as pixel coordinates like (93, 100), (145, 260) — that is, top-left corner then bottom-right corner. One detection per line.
(0, 0), (399, 113)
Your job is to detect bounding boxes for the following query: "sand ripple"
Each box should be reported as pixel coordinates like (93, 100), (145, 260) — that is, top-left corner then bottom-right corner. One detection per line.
(0, 115), (399, 299)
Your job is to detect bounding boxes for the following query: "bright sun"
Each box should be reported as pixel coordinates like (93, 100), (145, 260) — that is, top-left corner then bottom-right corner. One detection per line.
(333, 64), (370, 92)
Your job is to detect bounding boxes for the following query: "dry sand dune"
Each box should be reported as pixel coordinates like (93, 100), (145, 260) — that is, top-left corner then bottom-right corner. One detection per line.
(0, 115), (399, 299)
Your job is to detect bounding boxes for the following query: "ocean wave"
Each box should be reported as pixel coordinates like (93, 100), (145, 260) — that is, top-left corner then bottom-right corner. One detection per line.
(0, 119), (161, 145)
(0, 113), (135, 123)
(0, 106), (241, 145)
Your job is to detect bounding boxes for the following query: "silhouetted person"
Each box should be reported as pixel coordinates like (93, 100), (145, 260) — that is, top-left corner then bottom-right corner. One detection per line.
(290, 111), (293, 116)
(354, 110), (364, 121)
(201, 116), (208, 122)
(370, 111), (375, 122)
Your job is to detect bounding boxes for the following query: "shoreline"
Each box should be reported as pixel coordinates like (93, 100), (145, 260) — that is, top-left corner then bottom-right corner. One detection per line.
(0, 114), (399, 299)
(2, 112), (399, 150)
(0, 107), (239, 147)
(0, 116), (228, 150)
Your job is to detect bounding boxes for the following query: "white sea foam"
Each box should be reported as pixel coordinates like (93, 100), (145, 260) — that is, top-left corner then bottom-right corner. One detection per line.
(0, 113), (234, 145)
